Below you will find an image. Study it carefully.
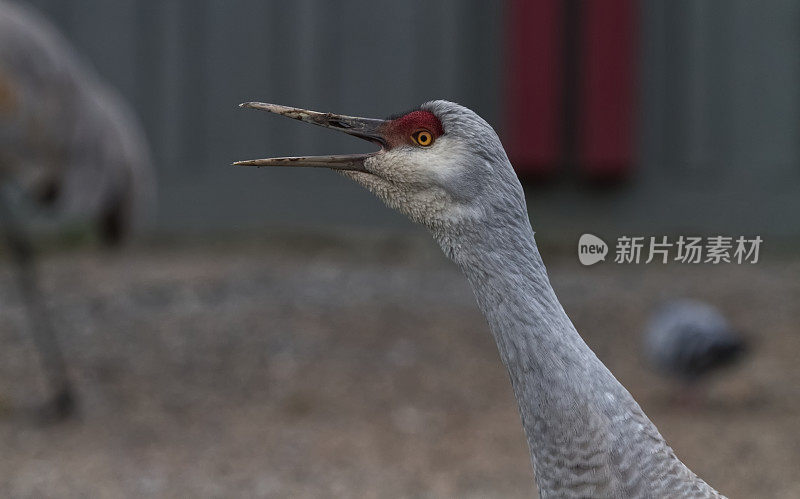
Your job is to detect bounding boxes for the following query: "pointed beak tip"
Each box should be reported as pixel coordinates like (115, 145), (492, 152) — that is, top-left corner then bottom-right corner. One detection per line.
(239, 102), (263, 110)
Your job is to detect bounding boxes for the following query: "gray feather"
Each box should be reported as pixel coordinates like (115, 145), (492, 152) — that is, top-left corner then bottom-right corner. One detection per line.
(343, 100), (726, 497)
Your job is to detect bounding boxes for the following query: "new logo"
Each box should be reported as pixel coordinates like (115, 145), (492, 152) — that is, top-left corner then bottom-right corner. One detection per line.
(578, 234), (608, 266)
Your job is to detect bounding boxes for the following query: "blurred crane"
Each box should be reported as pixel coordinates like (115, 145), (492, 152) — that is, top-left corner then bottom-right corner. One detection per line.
(644, 299), (748, 392)
(0, 1), (154, 421)
(235, 101), (726, 497)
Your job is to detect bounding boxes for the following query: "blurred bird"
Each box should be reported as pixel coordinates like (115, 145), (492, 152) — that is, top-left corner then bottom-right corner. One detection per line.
(644, 299), (747, 389)
(0, 1), (155, 421)
(235, 101), (726, 497)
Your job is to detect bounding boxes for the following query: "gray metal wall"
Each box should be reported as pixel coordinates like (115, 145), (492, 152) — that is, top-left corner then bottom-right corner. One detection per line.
(633, 0), (800, 238)
(22, 0), (504, 234)
(19, 1), (800, 238)
(532, 0), (800, 240)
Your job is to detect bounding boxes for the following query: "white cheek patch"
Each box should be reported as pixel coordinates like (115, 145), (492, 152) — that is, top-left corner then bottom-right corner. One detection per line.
(424, 135), (469, 182)
(365, 138), (485, 223)
(374, 135), (468, 185)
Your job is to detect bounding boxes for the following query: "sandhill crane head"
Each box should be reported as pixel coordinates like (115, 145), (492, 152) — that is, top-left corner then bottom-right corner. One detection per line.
(235, 101), (524, 230)
(234, 101), (727, 497)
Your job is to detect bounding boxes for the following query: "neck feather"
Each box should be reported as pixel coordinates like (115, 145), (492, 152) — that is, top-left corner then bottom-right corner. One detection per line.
(436, 213), (603, 386)
(431, 211), (709, 497)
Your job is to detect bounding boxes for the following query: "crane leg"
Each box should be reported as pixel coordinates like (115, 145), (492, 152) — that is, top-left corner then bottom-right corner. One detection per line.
(0, 190), (75, 422)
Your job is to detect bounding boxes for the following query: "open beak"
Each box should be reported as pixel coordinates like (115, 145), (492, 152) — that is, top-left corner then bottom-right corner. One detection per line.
(233, 102), (387, 172)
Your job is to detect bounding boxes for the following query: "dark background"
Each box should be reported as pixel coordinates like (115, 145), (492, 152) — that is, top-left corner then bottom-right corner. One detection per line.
(20, 0), (800, 238)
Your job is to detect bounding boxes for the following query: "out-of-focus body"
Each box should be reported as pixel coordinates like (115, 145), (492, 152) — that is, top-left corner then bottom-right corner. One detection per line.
(0, 0), (154, 420)
(0, 0), (154, 242)
(644, 299), (747, 382)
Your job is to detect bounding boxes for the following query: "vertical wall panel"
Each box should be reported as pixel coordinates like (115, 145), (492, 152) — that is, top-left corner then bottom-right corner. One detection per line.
(505, 0), (563, 178)
(636, 0), (800, 236)
(12, 0), (800, 235)
(578, 0), (636, 180)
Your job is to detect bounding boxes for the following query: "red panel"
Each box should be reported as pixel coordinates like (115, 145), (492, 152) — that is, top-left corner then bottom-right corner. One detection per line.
(578, 0), (637, 181)
(505, 0), (563, 179)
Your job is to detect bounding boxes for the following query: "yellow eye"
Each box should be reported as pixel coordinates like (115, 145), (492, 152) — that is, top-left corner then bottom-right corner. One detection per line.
(412, 129), (434, 147)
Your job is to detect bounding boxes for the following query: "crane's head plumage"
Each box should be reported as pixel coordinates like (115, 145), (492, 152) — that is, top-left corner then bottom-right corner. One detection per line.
(235, 100), (526, 232)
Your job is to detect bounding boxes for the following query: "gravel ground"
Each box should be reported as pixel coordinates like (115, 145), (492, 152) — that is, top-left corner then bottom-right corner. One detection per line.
(0, 236), (798, 498)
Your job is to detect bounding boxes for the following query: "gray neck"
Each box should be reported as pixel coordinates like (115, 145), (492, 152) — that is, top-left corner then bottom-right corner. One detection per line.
(432, 213), (713, 497)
